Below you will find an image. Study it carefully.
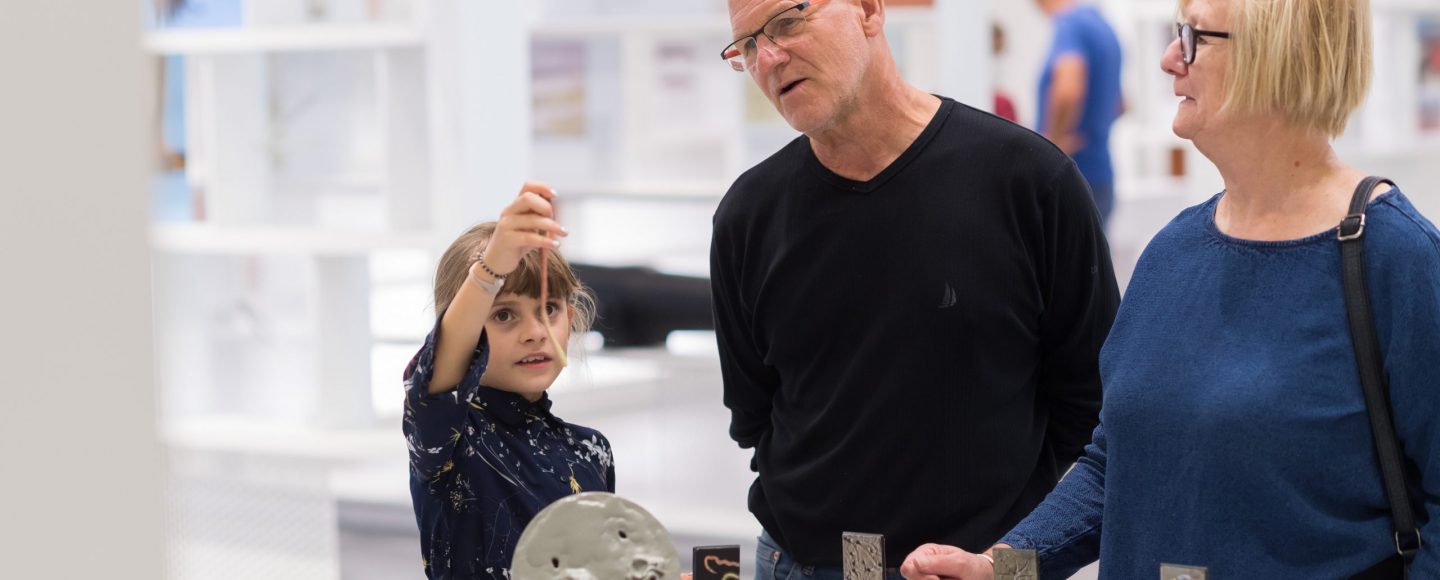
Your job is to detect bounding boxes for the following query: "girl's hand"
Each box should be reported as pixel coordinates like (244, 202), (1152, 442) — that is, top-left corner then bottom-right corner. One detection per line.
(480, 182), (568, 276)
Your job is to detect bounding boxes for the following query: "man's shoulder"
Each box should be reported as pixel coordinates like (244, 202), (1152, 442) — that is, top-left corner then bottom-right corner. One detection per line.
(738, 135), (809, 186)
(934, 98), (1074, 175)
(716, 135), (809, 223)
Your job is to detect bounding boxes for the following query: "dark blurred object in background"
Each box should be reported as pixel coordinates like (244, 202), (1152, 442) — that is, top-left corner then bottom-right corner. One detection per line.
(573, 264), (713, 348)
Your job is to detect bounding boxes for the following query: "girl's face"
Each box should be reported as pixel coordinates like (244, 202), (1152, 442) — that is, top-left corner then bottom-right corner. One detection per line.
(478, 292), (574, 401)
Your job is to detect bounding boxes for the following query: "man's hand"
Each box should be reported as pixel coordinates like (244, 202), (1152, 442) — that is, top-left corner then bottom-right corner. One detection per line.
(899, 543), (995, 580)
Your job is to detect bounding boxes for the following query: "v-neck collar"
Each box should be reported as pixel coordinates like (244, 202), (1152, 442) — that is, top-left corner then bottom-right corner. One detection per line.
(802, 97), (954, 194)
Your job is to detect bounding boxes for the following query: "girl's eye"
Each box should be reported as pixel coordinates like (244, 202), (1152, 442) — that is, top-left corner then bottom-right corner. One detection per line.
(545, 303), (560, 317)
(493, 310), (513, 323)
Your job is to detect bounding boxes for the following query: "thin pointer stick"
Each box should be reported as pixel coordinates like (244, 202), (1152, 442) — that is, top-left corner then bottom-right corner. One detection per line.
(539, 234), (569, 368)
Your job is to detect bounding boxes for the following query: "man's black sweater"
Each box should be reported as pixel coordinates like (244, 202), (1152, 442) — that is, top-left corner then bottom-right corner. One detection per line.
(710, 97), (1120, 567)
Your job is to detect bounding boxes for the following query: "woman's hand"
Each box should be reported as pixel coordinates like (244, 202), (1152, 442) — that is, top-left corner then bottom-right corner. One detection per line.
(899, 543), (998, 580)
(479, 182), (567, 277)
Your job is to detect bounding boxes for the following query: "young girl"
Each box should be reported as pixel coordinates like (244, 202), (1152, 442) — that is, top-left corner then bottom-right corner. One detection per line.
(402, 182), (614, 579)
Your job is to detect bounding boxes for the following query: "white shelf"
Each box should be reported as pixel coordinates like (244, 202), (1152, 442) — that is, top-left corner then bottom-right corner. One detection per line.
(1375, 0), (1440, 12)
(884, 6), (939, 27)
(560, 180), (730, 200)
(625, 500), (758, 540)
(163, 415), (401, 460)
(529, 6), (935, 39)
(531, 14), (729, 39)
(1118, 176), (1192, 201)
(1336, 137), (1440, 160)
(143, 24), (426, 55)
(151, 223), (440, 255)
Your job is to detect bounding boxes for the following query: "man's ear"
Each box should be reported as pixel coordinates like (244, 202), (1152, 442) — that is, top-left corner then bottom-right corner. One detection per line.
(858, 0), (886, 37)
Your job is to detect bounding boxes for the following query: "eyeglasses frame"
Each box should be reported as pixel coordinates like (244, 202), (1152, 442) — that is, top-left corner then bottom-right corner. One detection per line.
(1176, 22), (1230, 66)
(720, 0), (831, 71)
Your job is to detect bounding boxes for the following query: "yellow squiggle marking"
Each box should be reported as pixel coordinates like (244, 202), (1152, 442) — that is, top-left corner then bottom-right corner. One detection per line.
(704, 555), (741, 576)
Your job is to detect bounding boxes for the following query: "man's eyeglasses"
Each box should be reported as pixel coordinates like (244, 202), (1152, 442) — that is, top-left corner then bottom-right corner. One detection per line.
(721, 0), (830, 72)
(1175, 22), (1230, 65)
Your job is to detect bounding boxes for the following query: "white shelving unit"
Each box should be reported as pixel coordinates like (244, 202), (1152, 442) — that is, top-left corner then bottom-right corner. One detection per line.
(143, 24), (425, 54)
(150, 223), (439, 254)
(146, 2), (528, 577)
(1339, 0), (1440, 209)
(146, 0), (531, 430)
(134, 0), (548, 556)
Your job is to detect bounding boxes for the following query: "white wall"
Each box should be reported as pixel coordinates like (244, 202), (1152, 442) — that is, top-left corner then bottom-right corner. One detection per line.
(0, 3), (162, 578)
(991, 0), (1052, 128)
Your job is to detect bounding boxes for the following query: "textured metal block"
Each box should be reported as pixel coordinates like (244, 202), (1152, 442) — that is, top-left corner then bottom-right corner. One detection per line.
(841, 532), (885, 580)
(992, 547), (1038, 580)
(1160, 563), (1208, 580)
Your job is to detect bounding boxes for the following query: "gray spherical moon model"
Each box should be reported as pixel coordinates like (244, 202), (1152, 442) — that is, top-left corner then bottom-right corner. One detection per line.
(511, 492), (681, 580)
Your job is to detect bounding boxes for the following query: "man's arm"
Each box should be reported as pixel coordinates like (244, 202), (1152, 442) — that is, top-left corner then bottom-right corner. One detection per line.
(1044, 54), (1088, 155)
(1037, 161), (1119, 464)
(710, 220), (780, 453)
(901, 425), (1111, 579)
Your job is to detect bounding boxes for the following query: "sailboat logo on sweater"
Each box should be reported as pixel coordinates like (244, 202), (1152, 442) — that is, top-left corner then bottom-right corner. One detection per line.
(938, 283), (957, 309)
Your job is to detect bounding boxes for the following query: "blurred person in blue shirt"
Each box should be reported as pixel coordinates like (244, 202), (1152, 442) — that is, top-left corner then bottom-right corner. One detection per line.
(1036, 0), (1122, 226)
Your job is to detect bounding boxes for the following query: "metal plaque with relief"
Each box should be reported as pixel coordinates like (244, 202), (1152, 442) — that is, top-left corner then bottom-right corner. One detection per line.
(841, 532), (885, 580)
(1160, 563), (1208, 580)
(992, 547), (1038, 580)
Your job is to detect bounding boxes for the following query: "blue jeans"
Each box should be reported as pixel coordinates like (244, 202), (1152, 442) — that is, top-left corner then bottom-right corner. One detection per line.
(754, 531), (907, 580)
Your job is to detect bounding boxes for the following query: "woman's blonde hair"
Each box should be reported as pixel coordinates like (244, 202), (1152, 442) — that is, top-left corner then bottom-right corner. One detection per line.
(1184, 0), (1372, 136)
(433, 222), (596, 336)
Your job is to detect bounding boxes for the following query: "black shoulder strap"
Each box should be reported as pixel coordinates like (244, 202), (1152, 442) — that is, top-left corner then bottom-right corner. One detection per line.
(1338, 176), (1421, 571)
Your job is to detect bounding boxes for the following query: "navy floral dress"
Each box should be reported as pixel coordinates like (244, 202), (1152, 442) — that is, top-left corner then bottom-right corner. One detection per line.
(403, 318), (615, 579)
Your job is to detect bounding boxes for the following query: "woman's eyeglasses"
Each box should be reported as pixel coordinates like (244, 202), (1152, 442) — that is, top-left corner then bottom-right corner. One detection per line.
(1176, 22), (1230, 65)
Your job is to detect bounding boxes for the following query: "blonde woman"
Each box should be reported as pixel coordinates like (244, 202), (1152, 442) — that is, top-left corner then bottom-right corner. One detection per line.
(899, 0), (1439, 577)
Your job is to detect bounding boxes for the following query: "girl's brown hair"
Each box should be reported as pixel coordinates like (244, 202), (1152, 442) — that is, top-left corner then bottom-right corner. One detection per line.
(433, 222), (595, 336)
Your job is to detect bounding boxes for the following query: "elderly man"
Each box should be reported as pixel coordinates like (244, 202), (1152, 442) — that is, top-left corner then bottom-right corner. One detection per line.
(709, 1), (1120, 578)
